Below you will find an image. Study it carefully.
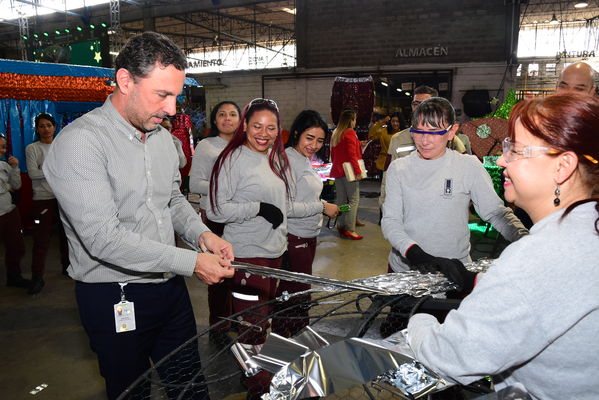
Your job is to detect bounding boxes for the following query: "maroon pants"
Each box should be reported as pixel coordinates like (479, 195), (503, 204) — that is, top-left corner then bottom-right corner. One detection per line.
(231, 256), (281, 345)
(31, 199), (68, 277)
(271, 234), (317, 337)
(0, 208), (26, 278)
(199, 208), (231, 329)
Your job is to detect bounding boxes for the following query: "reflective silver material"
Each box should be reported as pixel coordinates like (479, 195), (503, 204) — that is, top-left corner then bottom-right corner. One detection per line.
(351, 271), (455, 296)
(233, 328), (442, 400)
(232, 261), (391, 294)
(377, 361), (440, 397)
(464, 257), (494, 274)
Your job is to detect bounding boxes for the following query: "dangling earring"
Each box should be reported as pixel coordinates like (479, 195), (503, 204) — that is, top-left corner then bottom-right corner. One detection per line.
(553, 184), (561, 207)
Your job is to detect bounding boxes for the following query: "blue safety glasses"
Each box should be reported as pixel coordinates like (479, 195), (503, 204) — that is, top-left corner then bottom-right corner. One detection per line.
(409, 124), (453, 135)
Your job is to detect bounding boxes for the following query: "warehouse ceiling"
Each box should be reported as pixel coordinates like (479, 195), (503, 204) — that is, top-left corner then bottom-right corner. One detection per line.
(0, 1), (597, 63)
(0, 0), (295, 62)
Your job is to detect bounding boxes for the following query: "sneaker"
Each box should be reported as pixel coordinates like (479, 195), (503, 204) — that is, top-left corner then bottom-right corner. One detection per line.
(6, 275), (31, 289)
(28, 276), (45, 295)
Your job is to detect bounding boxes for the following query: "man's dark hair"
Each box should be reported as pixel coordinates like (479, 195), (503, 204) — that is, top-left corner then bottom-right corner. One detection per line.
(414, 85), (439, 97)
(115, 32), (187, 80)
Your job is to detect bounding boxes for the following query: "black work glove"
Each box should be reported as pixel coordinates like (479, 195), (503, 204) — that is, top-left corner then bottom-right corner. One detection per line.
(258, 202), (284, 229)
(405, 245), (435, 265)
(417, 258), (477, 293)
(407, 245), (476, 293)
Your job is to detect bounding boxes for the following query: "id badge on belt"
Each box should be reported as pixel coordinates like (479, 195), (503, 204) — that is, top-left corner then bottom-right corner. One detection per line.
(114, 283), (136, 333)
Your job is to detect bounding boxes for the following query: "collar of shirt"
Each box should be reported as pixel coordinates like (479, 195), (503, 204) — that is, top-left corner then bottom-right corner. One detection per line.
(105, 95), (160, 143)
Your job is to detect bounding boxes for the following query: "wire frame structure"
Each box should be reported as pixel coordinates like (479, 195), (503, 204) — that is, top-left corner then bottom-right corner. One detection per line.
(116, 286), (464, 400)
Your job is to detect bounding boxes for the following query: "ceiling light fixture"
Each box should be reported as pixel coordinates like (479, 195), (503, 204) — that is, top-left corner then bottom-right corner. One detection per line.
(381, 81), (388, 87)
(550, 13), (559, 25)
(574, 2), (589, 8)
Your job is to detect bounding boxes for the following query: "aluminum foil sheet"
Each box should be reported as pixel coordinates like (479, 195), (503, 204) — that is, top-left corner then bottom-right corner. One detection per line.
(232, 261), (391, 294)
(464, 257), (494, 274)
(350, 271), (455, 296)
(232, 328), (442, 400)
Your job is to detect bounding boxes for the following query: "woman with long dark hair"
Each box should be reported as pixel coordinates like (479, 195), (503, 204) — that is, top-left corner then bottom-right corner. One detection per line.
(189, 101), (240, 345)
(207, 98), (290, 398)
(407, 94), (599, 399)
(330, 108), (363, 240)
(271, 110), (339, 337)
(25, 113), (69, 294)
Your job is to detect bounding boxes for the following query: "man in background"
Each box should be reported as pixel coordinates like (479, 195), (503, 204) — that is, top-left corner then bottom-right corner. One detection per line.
(555, 62), (596, 95)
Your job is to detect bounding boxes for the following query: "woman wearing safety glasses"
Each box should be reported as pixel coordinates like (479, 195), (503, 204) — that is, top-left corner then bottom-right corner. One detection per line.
(406, 94), (599, 400)
(381, 97), (528, 279)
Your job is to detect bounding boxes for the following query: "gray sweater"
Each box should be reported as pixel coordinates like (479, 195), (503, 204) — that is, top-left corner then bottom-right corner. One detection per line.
(189, 136), (228, 210)
(382, 149), (527, 272)
(286, 147), (324, 238)
(0, 160), (21, 216)
(408, 202), (599, 400)
(206, 145), (287, 258)
(26, 141), (55, 200)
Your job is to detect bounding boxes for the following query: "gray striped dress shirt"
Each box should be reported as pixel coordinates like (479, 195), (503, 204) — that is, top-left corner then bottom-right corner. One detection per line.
(43, 96), (209, 283)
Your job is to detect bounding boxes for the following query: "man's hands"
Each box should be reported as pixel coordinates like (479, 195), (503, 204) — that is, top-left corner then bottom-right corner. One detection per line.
(194, 232), (235, 284)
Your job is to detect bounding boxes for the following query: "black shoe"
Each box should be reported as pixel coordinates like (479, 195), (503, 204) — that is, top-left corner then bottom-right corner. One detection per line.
(208, 330), (233, 349)
(28, 276), (45, 295)
(6, 275), (31, 288)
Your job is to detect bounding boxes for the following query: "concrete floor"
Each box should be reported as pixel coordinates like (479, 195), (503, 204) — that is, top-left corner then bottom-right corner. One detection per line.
(0, 180), (505, 400)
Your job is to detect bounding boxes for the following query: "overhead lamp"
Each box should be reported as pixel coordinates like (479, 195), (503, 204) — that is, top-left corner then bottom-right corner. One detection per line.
(396, 88), (402, 92)
(550, 13), (559, 25)
(76, 26), (82, 31)
(405, 92), (411, 96)
(64, 28), (70, 33)
(574, 2), (589, 8)
(381, 81), (388, 87)
(43, 32), (49, 37)
(89, 24), (95, 29)
(33, 33), (39, 38)
(100, 22), (107, 28)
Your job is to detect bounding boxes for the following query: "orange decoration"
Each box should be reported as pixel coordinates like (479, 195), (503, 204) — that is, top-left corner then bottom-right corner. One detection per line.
(0, 72), (114, 102)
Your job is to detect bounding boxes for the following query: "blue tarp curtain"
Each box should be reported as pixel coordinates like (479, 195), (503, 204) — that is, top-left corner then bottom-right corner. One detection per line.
(0, 99), (59, 170)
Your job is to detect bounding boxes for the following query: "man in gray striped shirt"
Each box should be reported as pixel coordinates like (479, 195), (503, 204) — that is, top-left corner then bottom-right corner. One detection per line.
(44, 32), (233, 400)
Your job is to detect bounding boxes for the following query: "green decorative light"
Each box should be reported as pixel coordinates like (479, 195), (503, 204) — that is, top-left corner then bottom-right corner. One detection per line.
(90, 24), (95, 29)
(76, 26), (82, 31)
(100, 23), (107, 28)
(55, 30), (60, 34)
(43, 32), (49, 37)
(33, 33), (39, 38)
(22, 35), (28, 40)
(64, 28), (70, 33)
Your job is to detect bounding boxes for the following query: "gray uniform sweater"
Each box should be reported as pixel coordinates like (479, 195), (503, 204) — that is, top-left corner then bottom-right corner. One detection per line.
(189, 136), (228, 210)
(206, 145), (287, 258)
(26, 141), (55, 200)
(286, 147), (324, 238)
(0, 160), (21, 216)
(382, 149), (527, 272)
(408, 202), (599, 400)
